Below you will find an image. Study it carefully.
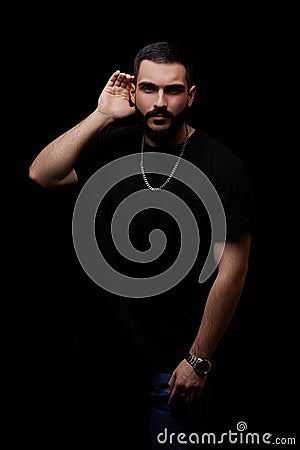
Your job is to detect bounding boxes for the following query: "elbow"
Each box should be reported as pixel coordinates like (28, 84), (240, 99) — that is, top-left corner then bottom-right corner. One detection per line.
(29, 164), (52, 189)
(29, 164), (77, 188)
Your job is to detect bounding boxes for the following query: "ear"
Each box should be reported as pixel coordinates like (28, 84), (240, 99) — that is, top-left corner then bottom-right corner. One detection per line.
(187, 85), (197, 107)
(130, 83), (136, 105)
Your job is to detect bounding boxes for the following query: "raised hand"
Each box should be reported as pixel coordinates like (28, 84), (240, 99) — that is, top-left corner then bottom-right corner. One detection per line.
(97, 70), (135, 120)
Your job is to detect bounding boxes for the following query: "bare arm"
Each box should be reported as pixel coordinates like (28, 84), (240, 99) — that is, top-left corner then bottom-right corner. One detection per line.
(189, 232), (251, 359)
(168, 231), (252, 406)
(29, 70), (135, 188)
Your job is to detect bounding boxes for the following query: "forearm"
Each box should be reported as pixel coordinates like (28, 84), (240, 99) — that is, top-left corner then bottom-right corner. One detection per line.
(190, 273), (246, 359)
(29, 109), (113, 188)
(190, 234), (251, 360)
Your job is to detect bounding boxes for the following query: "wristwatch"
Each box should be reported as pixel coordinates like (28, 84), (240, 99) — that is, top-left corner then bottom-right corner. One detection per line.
(185, 352), (212, 376)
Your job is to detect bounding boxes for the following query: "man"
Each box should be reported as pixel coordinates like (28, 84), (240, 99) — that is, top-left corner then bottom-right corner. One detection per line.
(29, 41), (255, 449)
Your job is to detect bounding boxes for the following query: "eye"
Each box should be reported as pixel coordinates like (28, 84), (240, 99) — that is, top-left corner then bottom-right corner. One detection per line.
(141, 85), (157, 93)
(165, 86), (184, 94)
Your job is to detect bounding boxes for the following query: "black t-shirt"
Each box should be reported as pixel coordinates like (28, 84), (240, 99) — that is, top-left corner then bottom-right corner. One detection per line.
(74, 123), (256, 373)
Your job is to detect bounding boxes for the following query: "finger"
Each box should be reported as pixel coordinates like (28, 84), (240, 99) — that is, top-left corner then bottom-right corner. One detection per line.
(168, 373), (175, 394)
(120, 77), (128, 88)
(124, 74), (135, 85)
(107, 70), (121, 87)
(168, 389), (176, 405)
(167, 383), (176, 404)
(185, 393), (196, 407)
(113, 72), (126, 87)
(185, 388), (202, 408)
(168, 384), (184, 405)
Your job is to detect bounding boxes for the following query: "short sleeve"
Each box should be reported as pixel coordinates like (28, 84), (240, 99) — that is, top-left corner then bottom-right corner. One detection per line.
(223, 164), (256, 237)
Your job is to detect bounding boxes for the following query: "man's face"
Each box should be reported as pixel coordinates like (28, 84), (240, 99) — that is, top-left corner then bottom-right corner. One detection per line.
(131, 60), (195, 141)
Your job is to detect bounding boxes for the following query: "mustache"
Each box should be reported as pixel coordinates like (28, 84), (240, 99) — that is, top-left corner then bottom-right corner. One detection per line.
(145, 108), (174, 119)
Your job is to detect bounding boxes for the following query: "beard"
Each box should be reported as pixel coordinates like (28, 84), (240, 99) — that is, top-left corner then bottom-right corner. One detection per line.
(134, 105), (189, 143)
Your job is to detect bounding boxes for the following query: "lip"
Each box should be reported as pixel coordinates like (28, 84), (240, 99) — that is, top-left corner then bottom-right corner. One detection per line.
(150, 115), (169, 120)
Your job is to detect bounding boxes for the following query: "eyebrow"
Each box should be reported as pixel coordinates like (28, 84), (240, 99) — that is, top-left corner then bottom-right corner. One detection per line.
(138, 81), (186, 91)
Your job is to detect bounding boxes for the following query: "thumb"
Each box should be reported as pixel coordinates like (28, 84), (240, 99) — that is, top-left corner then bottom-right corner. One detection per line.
(168, 372), (176, 394)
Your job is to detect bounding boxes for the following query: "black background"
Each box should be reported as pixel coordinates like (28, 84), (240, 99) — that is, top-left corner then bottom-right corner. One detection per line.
(6, 4), (297, 448)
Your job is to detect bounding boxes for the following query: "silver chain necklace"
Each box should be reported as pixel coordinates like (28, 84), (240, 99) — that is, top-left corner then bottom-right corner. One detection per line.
(140, 122), (189, 191)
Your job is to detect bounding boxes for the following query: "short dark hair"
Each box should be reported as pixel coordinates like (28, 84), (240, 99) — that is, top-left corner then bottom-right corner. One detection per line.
(133, 41), (196, 88)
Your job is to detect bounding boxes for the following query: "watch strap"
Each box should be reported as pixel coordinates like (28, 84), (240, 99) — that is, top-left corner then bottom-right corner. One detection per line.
(186, 352), (198, 366)
(185, 352), (212, 374)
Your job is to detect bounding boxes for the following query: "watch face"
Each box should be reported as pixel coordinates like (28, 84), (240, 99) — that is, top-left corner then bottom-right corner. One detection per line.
(195, 359), (211, 375)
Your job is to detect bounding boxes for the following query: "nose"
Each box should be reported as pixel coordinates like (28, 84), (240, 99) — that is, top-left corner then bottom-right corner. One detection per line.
(154, 89), (167, 108)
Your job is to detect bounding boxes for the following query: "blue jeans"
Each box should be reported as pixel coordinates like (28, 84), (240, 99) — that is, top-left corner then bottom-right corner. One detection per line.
(76, 370), (209, 449)
(148, 373), (206, 449)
